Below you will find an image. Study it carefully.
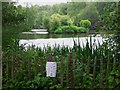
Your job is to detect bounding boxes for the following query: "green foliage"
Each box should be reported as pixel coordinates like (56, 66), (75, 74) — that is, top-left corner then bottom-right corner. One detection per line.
(43, 17), (50, 29)
(61, 26), (74, 33)
(50, 18), (61, 32)
(107, 70), (120, 89)
(76, 3), (99, 26)
(54, 25), (89, 34)
(76, 27), (89, 33)
(3, 38), (120, 89)
(96, 2), (118, 31)
(80, 19), (91, 29)
(54, 27), (62, 34)
(49, 13), (61, 32)
(96, 2), (119, 59)
(67, 2), (86, 16)
(60, 15), (73, 26)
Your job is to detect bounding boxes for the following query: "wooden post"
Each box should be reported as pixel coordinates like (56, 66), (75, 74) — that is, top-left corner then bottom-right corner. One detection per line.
(16, 55), (20, 73)
(113, 57), (116, 70)
(112, 57), (116, 88)
(87, 56), (91, 73)
(93, 56), (97, 88)
(34, 56), (37, 77)
(46, 53), (52, 62)
(100, 57), (103, 89)
(28, 57), (31, 79)
(81, 55), (84, 89)
(40, 57), (44, 75)
(73, 53), (77, 86)
(60, 54), (64, 88)
(6, 56), (9, 81)
(106, 56), (110, 89)
(66, 52), (74, 89)
(11, 53), (14, 80)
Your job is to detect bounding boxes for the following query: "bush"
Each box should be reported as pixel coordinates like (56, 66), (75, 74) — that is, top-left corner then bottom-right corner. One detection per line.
(80, 19), (91, 28)
(54, 25), (88, 34)
(54, 27), (62, 34)
(61, 26), (74, 33)
(70, 25), (78, 33)
(76, 27), (89, 33)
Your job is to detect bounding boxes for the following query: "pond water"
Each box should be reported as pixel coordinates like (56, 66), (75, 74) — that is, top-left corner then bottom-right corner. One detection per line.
(19, 29), (106, 49)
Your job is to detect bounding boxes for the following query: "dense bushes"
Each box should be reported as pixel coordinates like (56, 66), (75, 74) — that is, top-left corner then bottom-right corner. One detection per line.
(48, 13), (91, 33)
(54, 25), (89, 34)
(76, 26), (89, 33)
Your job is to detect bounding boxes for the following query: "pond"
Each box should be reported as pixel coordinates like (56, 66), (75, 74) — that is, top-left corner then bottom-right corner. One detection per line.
(19, 29), (106, 49)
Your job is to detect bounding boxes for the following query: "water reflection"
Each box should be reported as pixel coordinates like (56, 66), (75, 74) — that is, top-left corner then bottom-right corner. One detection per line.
(19, 36), (104, 49)
(20, 29), (105, 49)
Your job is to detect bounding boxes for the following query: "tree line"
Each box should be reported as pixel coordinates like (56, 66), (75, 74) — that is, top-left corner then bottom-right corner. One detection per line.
(2, 1), (119, 50)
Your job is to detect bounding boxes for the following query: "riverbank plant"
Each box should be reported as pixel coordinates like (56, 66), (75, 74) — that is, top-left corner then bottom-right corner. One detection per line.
(54, 25), (89, 34)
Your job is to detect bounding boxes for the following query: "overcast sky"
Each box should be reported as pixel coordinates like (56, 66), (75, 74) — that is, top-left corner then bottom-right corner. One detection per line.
(13, 0), (71, 7)
(11, 0), (119, 7)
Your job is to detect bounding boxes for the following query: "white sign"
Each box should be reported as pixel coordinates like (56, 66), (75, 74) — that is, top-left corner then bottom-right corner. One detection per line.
(46, 62), (57, 77)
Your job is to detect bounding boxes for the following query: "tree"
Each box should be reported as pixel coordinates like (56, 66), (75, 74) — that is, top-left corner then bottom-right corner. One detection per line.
(96, 2), (118, 31)
(49, 13), (61, 32)
(60, 15), (73, 26)
(43, 16), (50, 29)
(96, 2), (119, 58)
(67, 2), (86, 16)
(80, 19), (91, 29)
(76, 2), (99, 27)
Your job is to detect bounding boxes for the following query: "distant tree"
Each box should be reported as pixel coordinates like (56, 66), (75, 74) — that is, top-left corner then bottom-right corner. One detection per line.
(67, 2), (86, 16)
(60, 15), (73, 26)
(76, 2), (99, 27)
(43, 16), (50, 29)
(49, 13), (62, 31)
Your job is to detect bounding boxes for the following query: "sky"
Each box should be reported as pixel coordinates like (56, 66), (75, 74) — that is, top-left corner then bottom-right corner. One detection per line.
(13, 0), (71, 7)
(11, 0), (119, 7)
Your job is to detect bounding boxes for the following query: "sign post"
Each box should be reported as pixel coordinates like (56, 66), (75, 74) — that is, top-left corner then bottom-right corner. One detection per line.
(46, 62), (57, 77)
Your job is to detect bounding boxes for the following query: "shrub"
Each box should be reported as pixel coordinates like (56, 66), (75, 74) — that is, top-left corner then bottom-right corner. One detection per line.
(70, 25), (78, 33)
(80, 20), (91, 28)
(76, 27), (89, 33)
(54, 25), (88, 34)
(61, 26), (74, 33)
(54, 27), (62, 34)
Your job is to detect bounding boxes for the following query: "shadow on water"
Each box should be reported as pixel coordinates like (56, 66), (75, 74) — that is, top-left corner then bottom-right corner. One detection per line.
(19, 33), (91, 39)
